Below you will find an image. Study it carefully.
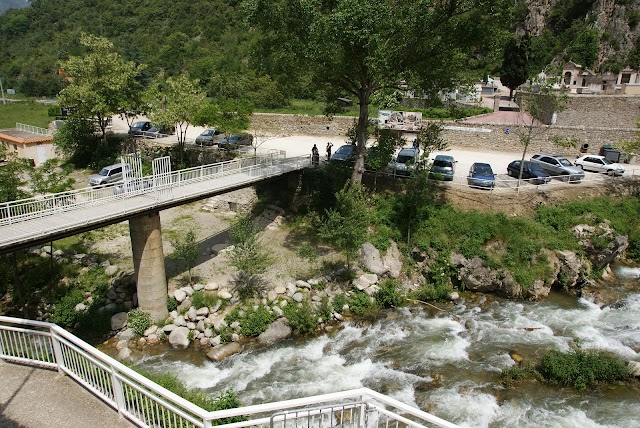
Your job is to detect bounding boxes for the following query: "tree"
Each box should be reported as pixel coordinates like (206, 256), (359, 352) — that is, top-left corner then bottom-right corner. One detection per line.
(228, 214), (271, 298)
(500, 35), (531, 100)
(570, 27), (600, 70)
(0, 146), (30, 203)
(318, 183), (370, 269)
(170, 230), (200, 284)
(244, 0), (512, 185)
(57, 33), (146, 144)
(28, 159), (75, 195)
(194, 99), (253, 143)
(515, 88), (572, 185)
(148, 73), (206, 158)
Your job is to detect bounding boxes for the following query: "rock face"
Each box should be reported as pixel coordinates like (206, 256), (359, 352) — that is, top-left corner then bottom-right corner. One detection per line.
(111, 312), (128, 331)
(357, 242), (403, 277)
(450, 254), (526, 299)
(168, 327), (191, 349)
(573, 223), (629, 271)
(206, 342), (242, 362)
(258, 319), (292, 345)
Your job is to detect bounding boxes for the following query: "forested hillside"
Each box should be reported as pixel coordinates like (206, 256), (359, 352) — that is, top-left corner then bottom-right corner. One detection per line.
(0, 0), (29, 15)
(1, 0), (639, 101)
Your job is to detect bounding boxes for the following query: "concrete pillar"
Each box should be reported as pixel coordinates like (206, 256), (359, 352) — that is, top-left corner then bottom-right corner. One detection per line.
(129, 212), (168, 322)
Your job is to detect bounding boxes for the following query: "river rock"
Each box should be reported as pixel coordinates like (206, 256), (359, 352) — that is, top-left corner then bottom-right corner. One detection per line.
(144, 326), (158, 336)
(273, 306), (284, 317)
(147, 334), (159, 345)
(105, 265), (119, 277)
(296, 280), (311, 289)
(206, 342), (242, 361)
(210, 335), (222, 346)
(196, 307), (210, 317)
(74, 303), (86, 312)
(555, 250), (589, 294)
(117, 347), (132, 361)
(187, 306), (197, 321)
(628, 361), (640, 377)
(258, 319), (292, 345)
(358, 242), (386, 275)
(382, 242), (403, 278)
(449, 292), (460, 301)
(193, 283), (205, 291)
(205, 282), (219, 291)
(218, 290), (233, 300)
(186, 322), (196, 330)
(118, 328), (137, 341)
(174, 289), (187, 302)
(286, 283), (297, 296)
(163, 324), (177, 334)
(292, 292), (304, 303)
(275, 285), (287, 295)
(267, 290), (278, 302)
(196, 320), (205, 332)
(450, 253), (525, 299)
(509, 350), (524, 365)
(175, 315), (187, 327)
(353, 277), (370, 291)
(168, 327), (191, 349)
(111, 312), (128, 331)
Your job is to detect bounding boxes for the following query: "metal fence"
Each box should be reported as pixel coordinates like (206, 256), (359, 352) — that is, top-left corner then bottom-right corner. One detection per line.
(16, 122), (52, 136)
(0, 151), (304, 227)
(0, 316), (458, 428)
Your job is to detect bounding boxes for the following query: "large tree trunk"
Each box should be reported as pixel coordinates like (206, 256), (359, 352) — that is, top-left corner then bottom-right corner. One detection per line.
(350, 92), (369, 186)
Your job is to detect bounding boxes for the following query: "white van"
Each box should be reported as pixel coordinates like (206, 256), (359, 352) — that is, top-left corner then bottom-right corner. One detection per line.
(88, 163), (130, 186)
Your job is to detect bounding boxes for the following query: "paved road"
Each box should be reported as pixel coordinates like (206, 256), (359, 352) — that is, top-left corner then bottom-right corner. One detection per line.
(0, 362), (136, 428)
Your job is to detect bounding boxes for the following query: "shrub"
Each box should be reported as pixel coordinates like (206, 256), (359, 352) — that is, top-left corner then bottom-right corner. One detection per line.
(332, 293), (348, 313)
(538, 350), (631, 391)
(51, 289), (85, 328)
(348, 291), (378, 316)
(235, 306), (276, 337)
(411, 283), (452, 302)
(317, 297), (333, 323)
(500, 364), (542, 387)
(284, 301), (317, 335)
(127, 309), (152, 335)
(167, 297), (179, 312)
(191, 291), (219, 309)
(374, 278), (403, 308)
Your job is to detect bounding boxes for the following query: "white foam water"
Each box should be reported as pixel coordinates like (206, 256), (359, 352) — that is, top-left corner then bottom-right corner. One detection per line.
(135, 292), (640, 427)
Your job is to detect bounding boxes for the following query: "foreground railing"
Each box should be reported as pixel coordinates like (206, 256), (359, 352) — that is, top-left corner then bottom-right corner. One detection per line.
(0, 316), (458, 428)
(0, 151), (305, 227)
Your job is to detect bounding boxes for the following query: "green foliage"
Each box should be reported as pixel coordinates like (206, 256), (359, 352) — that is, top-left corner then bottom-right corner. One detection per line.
(167, 297), (179, 312)
(297, 243), (318, 263)
(53, 116), (120, 168)
(365, 130), (403, 172)
(51, 289), (85, 328)
(127, 309), (152, 336)
(28, 159), (76, 195)
(283, 301), (317, 335)
(0, 148), (31, 203)
(318, 184), (370, 268)
(332, 293), (348, 313)
(0, 102), (51, 129)
(317, 297), (333, 323)
(569, 27), (600, 69)
(226, 305), (276, 337)
(374, 278), (403, 308)
(229, 214), (270, 283)
(500, 364), (543, 387)
(347, 291), (378, 317)
(190, 291), (219, 309)
(169, 230), (200, 284)
(194, 99), (253, 137)
(539, 350), (631, 391)
(500, 35), (531, 96)
(411, 283), (452, 302)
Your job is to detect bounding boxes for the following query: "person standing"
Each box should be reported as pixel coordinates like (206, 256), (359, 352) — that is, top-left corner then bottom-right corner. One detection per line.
(312, 144), (320, 165)
(326, 142), (333, 159)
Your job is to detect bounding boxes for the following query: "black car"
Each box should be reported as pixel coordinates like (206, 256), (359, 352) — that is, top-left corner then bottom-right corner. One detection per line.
(128, 121), (158, 137)
(195, 128), (222, 146)
(218, 133), (253, 148)
(507, 160), (551, 184)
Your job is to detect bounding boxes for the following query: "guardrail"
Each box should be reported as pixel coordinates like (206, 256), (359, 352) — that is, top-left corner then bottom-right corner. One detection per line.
(16, 122), (51, 136)
(0, 151), (304, 227)
(0, 316), (458, 428)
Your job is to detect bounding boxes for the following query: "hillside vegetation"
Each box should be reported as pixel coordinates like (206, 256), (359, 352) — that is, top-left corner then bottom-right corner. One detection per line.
(1, 0), (639, 101)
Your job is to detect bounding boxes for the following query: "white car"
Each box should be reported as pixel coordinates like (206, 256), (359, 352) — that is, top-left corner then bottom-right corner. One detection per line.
(575, 155), (625, 176)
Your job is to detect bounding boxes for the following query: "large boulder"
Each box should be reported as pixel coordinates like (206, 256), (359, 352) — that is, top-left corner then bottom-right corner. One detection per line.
(168, 327), (191, 349)
(111, 312), (128, 331)
(573, 223), (629, 270)
(358, 243), (386, 275)
(382, 242), (403, 278)
(450, 254), (525, 299)
(206, 342), (242, 362)
(554, 250), (590, 295)
(258, 319), (292, 345)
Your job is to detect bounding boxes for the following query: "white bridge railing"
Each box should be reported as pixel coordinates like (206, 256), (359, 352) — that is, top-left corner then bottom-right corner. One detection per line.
(0, 151), (305, 228)
(0, 316), (458, 428)
(16, 122), (52, 136)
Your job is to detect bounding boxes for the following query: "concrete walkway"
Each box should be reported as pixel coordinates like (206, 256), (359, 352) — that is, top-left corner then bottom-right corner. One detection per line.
(0, 362), (136, 428)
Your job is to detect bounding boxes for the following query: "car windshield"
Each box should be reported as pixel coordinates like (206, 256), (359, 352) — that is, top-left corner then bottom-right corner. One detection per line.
(397, 154), (415, 164)
(433, 159), (452, 168)
(558, 158), (573, 166)
(131, 122), (145, 128)
(201, 130), (214, 136)
(336, 146), (353, 155)
(474, 165), (493, 175)
(98, 168), (109, 176)
(527, 162), (544, 172)
(601, 158), (613, 165)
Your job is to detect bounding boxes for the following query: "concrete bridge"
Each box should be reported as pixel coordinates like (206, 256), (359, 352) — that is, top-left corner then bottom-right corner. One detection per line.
(0, 152), (310, 321)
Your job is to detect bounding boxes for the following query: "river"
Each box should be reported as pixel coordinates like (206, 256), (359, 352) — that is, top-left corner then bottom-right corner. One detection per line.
(135, 275), (640, 428)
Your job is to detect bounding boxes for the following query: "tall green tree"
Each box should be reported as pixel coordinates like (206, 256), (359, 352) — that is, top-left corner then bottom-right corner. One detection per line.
(244, 0), (512, 185)
(500, 35), (531, 100)
(147, 73), (206, 156)
(194, 99), (253, 142)
(57, 33), (146, 143)
(570, 27), (600, 70)
(0, 146), (30, 203)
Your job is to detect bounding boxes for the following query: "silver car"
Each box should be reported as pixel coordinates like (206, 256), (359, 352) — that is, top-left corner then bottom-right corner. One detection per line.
(530, 153), (585, 182)
(575, 155), (625, 176)
(88, 163), (131, 187)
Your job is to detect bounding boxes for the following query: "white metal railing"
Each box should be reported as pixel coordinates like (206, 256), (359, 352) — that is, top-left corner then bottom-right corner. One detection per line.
(0, 316), (458, 428)
(0, 151), (304, 229)
(16, 122), (52, 136)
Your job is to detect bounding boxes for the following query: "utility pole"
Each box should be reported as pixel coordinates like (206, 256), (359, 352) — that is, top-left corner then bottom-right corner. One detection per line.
(0, 77), (6, 105)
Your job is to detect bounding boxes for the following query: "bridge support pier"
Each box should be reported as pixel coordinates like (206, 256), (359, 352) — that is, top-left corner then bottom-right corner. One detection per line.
(129, 212), (168, 322)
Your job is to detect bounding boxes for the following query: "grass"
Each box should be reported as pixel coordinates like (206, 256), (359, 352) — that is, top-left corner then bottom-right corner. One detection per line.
(0, 102), (52, 129)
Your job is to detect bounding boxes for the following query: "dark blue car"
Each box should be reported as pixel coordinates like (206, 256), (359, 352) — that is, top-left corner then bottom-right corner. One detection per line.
(507, 160), (551, 184)
(467, 162), (495, 188)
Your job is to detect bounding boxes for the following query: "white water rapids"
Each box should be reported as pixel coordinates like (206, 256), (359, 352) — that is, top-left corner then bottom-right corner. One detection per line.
(136, 290), (640, 427)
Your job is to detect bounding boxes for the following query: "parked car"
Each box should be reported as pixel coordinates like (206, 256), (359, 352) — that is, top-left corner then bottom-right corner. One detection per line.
(530, 153), (585, 182)
(507, 160), (551, 184)
(195, 128), (222, 146)
(128, 121), (158, 137)
(330, 144), (356, 162)
(388, 148), (419, 176)
(113, 177), (154, 195)
(467, 162), (495, 188)
(575, 155), (625, 176)
(88, 163), (130, 187)
(218, 133), (254, 148)
(428, 155), (456, 181)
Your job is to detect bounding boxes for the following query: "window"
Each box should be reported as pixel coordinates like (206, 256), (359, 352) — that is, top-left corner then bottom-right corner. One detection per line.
(621, 74), (631, 84)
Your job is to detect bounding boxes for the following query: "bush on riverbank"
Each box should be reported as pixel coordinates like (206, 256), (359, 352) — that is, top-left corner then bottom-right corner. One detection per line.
(501, 349), (632, 391)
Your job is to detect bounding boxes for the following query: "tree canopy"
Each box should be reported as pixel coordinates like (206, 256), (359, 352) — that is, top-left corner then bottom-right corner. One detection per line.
(500, 35), (531, 99)
(244, 0), (512, 184)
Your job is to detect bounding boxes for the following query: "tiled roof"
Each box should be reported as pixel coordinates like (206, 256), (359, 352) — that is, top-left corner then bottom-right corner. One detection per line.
(0, 129), (53, 144)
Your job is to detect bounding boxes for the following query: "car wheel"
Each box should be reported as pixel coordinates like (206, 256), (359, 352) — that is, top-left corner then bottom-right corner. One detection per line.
(607, 169), (615, 176)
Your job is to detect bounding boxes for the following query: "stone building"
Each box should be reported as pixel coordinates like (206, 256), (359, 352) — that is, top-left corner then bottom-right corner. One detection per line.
(0, 123), (57, 166)
(562, 61), (640, 95)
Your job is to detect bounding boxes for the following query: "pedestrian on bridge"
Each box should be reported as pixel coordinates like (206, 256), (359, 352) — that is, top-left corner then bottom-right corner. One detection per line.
(312, 144), (320, 166)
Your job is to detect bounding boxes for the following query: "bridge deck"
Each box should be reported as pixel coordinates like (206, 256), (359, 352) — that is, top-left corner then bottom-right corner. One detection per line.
(0, 155), (308, 254)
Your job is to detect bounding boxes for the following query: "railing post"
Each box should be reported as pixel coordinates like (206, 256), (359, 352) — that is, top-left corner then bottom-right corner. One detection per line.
(50, 329), (66, 374)
(110, 363), (127, 416)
